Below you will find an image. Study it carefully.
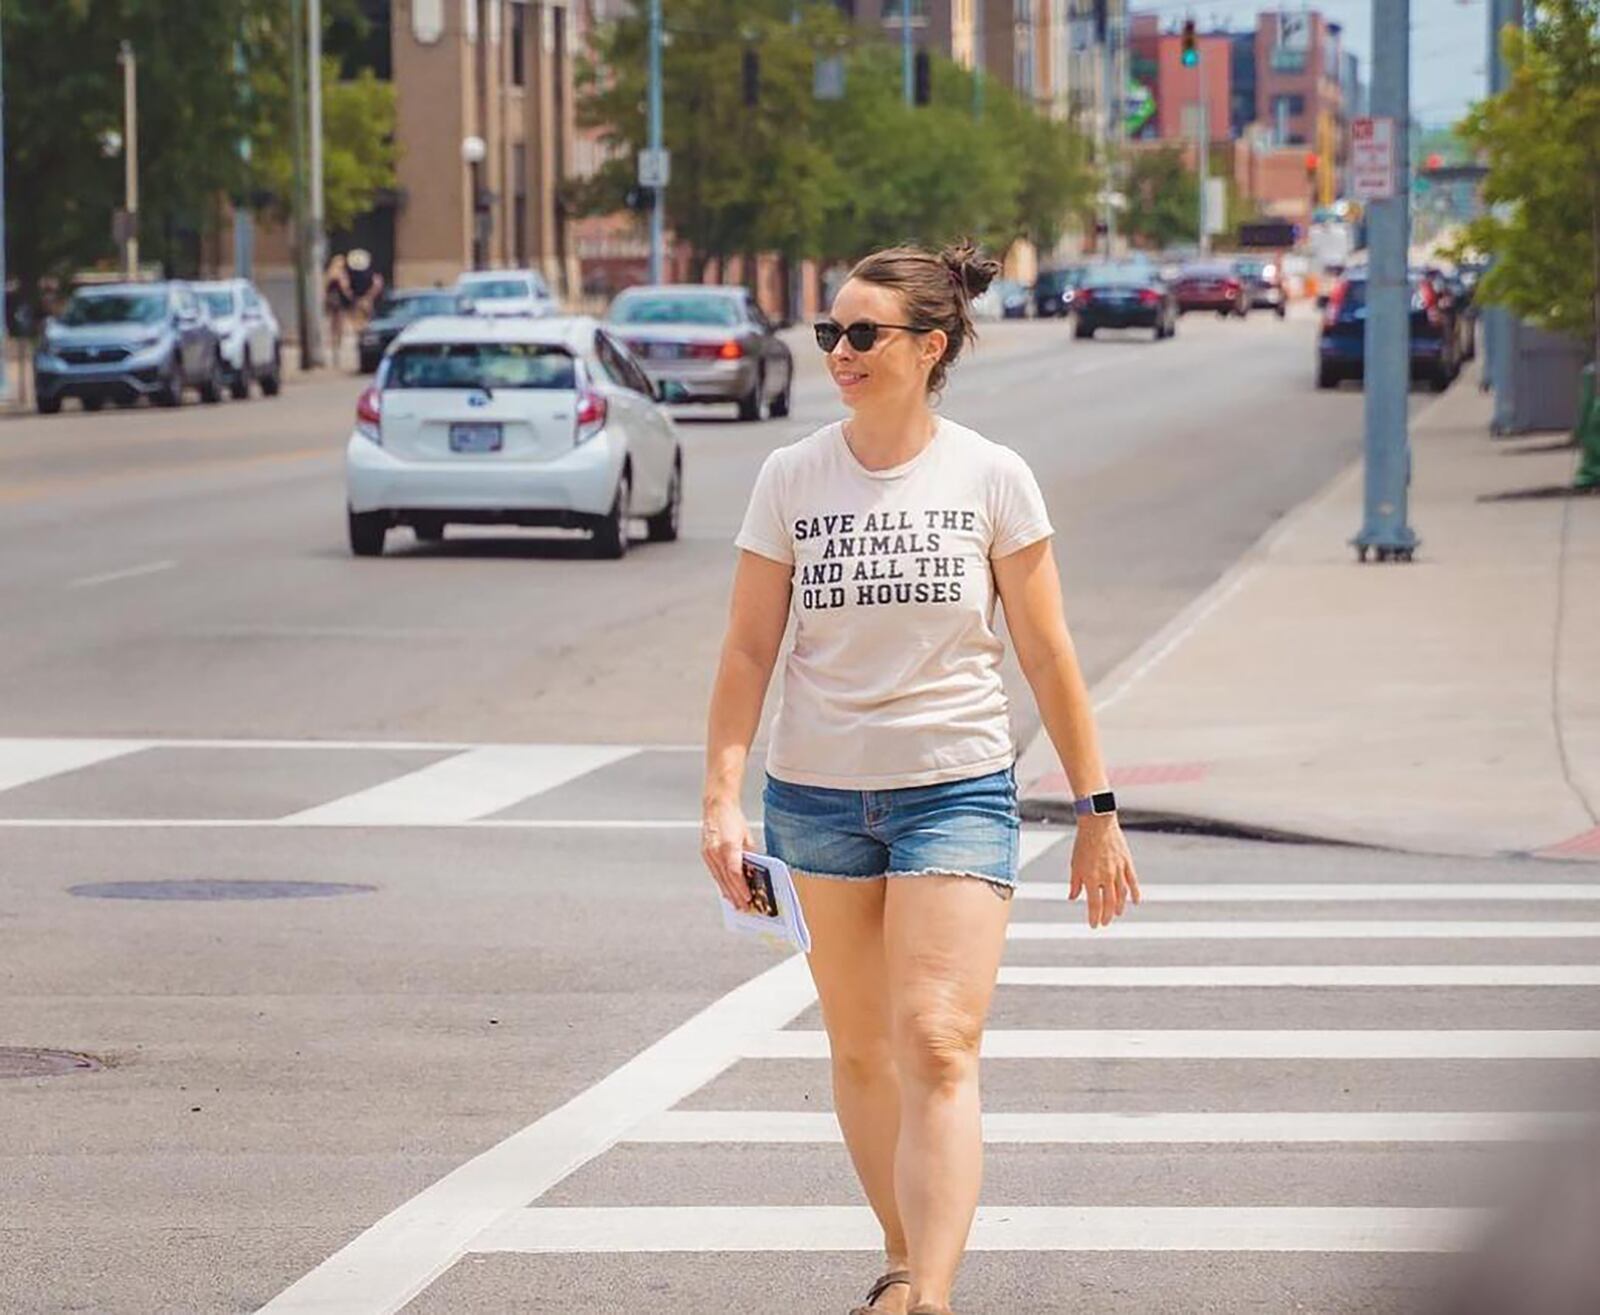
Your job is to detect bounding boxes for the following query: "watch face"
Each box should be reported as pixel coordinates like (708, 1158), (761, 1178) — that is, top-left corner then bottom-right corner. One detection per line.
(1091, 791), (1117, 815)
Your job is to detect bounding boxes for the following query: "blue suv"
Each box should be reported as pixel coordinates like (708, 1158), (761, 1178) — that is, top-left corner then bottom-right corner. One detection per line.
(34, 282), (225, 414)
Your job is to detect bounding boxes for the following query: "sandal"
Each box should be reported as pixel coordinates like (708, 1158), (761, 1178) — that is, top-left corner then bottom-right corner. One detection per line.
(908, 1307), (954, 1315)
(848, 1268), (910, 1314)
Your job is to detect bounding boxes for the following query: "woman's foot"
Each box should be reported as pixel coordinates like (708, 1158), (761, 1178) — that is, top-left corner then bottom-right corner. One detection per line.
(849, 1266), (911, 1314)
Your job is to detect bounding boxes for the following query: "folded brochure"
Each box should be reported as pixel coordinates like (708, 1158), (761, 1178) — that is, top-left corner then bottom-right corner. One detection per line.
(720, 851), (811, 953)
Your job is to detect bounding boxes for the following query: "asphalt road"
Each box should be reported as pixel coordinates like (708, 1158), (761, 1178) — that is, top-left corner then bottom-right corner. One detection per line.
(6, 309), (1596, 1315)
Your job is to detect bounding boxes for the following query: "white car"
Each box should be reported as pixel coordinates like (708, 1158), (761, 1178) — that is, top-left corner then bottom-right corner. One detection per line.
(344, 316), (683, 560)
(192, 279), (283, 399)
(453, 268), (559, 318)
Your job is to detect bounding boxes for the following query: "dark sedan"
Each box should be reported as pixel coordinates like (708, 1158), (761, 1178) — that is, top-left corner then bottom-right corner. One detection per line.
(1033, 266), (1083, 318)
(607, 284), (794, 421)
(358, 289), (470, 373)
(1172, 261), (1249, 317)
(1073, 264), (1178, 341)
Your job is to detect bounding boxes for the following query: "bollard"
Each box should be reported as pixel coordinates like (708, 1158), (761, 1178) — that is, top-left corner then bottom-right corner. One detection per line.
(1576, 363), (1600, 490)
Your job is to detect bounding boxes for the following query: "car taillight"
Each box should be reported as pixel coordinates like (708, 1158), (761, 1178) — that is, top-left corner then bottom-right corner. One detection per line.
(1418, 284), (1443, 326)
(1224, 278), (1241, 294)
(717, 339), (743, 360)
(355, 385), (382, 444)
(1323, 282), (1347, 328)
(1076, 288), (1094, 305)
(574, 388), (607, 445)
(1138, 288), (1160, 305)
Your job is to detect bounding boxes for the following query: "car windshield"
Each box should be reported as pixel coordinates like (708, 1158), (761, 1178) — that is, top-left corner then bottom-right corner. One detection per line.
(200, 291), (236, 318)
(378, 293), (460, 320)
(610, 294), (741, 327)
(61, 292), (168, 326)
(1181, 264), (1233, 279)
(387, 342), (576, 390)
(460, 278), (537, 301)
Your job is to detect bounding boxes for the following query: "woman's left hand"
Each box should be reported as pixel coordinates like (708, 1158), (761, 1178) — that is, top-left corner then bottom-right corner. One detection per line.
(1068, 817), (1141, 929)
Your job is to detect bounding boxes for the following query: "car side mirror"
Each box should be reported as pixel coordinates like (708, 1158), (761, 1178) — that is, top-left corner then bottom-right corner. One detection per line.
(654, 379), (689, 404)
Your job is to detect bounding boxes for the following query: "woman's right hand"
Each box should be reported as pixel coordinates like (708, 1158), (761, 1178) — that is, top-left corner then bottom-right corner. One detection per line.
(701, 793), (754, 913)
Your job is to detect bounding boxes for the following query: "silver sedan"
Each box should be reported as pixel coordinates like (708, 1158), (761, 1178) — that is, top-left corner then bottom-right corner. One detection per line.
(606, 285), (794, 422)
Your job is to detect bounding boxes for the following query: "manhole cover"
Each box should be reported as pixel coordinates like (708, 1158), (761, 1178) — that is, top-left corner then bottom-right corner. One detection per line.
(67, 879), (376, 901)
(0, 1048), (103, 1079)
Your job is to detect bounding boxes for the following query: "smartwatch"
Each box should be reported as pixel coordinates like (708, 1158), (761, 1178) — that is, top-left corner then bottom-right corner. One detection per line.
(1073, 790), (1118, 817)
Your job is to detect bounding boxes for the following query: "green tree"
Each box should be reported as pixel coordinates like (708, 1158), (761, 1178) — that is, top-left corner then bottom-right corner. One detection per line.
(1121, 146), (1199, 249)
(1457, 0), (1600, 363)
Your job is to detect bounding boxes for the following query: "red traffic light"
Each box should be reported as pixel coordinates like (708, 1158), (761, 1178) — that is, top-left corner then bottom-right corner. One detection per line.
(1425, 152), (1444, 171)
(1304, 152), (1319, 177)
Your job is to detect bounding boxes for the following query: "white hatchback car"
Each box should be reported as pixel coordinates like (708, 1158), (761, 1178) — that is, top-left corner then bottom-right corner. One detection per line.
(344, 316), (683, 559)
(454, 268), (559, 319)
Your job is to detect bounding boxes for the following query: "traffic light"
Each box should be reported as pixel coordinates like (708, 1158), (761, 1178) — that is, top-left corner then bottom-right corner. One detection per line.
(1181, 19), (1198, 67)
(913, 49), (931, 106)
(1304, 151), (1319, 180)
(742, 47), (759, 107)
(1425, 152), (1444, 171)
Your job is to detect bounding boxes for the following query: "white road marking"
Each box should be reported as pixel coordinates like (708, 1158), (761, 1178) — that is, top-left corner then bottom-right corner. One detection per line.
(0, 738), (150, 794)
(0, 735), (704, 753)
(281, 744), (641, 825)
(627, 1109), (1596, 1145)
(745, 1029), (1600, 1060)
(471, 1204), (1491, 1254)
(1019, 830), (1066, 868)
(259, 955), (818, 1314)
(67, 558), (177, 589)
(998, 964), (1600, 987)
(0, 817), (711, 830)
(1014, 881), (1600, 902)
(1008, 919), (1600, 940)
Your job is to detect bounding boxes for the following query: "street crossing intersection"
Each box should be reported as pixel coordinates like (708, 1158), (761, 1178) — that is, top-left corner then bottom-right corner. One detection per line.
(4, 738), (1598, 1313)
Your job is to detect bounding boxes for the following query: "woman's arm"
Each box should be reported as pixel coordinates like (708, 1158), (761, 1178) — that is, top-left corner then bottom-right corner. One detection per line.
(702, 550), (793, 911)
(993, 539), (1141, 928)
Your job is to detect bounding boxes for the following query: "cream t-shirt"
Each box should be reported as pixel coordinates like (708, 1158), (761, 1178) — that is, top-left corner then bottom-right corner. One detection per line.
(735, 416), (1055, 790)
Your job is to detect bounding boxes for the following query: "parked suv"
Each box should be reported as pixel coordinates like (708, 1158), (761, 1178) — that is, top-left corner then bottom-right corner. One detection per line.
(193, 279), (284, 399)
(34, 282), (224, 413)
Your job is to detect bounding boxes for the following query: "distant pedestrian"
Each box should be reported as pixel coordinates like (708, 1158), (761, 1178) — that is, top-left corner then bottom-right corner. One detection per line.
(702, 240), (1141, 1315)
(322, 253), (353, 369)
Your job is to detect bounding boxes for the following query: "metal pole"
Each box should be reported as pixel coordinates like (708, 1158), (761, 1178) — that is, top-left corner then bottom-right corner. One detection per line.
(306, 0), (326, 368)
(1352, 0), (1417, 559)
(289, 0), (313, 370)
(1197, 32), (1209, 255)
(647, 0), (664, 283)
(234, 42), (254, 278)
(1483, 0), (1520, 425)
(1103, 14), (1118, 254)
(1, 5), (9, 400)
(120, 41), (139, 278)
(973, 0), (984, 117)
(902, 0), (913, 106)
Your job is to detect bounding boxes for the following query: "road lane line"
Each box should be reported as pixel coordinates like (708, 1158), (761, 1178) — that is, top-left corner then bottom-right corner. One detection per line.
(627, 1109), (1596, 1145)
(280, 745), (641, 825)
(997, 964), (1600, 987)
(472, 1204), (1490, 1254)
(0, 738), (151, 793)
(259, 954), (818, 1314)
(1007, 919), (1600, 940)
(746, 1029), (1600, 1060)
(1019, 830), (1066, 868)
(1014, 881), (1600, 903)
(67, 559), (176, 589)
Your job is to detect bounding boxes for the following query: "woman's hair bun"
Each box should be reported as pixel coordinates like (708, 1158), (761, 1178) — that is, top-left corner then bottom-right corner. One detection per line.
(939, 239), (1002, 301)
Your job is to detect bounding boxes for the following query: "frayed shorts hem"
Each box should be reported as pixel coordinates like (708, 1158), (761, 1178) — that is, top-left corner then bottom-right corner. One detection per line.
(791, 867), (1016, 896)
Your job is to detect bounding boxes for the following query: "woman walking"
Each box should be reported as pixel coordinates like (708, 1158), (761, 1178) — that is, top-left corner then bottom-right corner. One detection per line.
(701, 241), (1141, 1315)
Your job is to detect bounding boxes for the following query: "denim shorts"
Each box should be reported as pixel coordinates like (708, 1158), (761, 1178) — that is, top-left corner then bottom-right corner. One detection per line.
(762, 765), (1020, 891)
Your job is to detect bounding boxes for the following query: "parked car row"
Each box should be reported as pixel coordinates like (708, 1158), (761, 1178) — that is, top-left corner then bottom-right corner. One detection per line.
(33, 279), (282, 414)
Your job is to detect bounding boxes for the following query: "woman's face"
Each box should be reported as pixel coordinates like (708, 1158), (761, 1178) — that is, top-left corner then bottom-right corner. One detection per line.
(823, 278), (945, 411)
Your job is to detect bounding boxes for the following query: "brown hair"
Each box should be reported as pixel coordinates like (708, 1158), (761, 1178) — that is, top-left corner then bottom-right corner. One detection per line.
(846, 239), (1001, 395)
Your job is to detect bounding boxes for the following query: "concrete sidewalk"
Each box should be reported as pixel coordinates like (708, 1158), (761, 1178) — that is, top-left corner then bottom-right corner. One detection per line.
(1020, 368), (1600, 861)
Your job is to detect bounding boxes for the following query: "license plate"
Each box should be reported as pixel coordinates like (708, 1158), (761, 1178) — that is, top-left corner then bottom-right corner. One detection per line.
(648, 343), (679, 360)
(449, 422), (503, 453)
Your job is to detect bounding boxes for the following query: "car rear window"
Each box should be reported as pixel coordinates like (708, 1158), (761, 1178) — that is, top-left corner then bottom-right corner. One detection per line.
(379, 293), (460, 319)
(459, 278), (534, 301)
(387, 343), (576, 391)
(610, 294), (741, 327)
(1087, 264), (1152, 287)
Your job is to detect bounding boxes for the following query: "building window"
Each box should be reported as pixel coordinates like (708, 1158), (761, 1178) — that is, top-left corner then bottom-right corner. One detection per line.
(511, 2), (527, 87)
(1274, 93), (1306, 117)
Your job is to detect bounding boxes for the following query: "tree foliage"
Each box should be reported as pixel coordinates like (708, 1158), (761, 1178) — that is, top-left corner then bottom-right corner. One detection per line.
(1121, 147), (1198, 249)
(576, 0), (1091, 273)
(1, 0), (394, 307)
(1457, 0), (1600, 361)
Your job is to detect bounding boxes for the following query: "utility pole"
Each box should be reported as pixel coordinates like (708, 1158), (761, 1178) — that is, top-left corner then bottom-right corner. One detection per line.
(1352, 0), (1417, 561)
(1, 7), (8, 400)
(973, 0), (985, 118)
(289, 0), (313, 371)
(1098, 2), (1116, 255)
(118, 41), (139, 278)
(1482, 0), (1520, 428)
(1196, 34), (1209, 255)
(306, 0), (326, 368)
(234, 41), (254, 279)
(902, 0), (914, 106)
(647, 0), (664, 284)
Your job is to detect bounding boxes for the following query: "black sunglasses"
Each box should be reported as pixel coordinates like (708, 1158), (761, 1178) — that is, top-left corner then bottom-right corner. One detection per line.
(813, 319), (931, 353)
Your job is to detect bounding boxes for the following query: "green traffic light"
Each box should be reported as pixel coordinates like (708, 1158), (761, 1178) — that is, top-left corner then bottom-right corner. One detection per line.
(1181, 49), (1198, 66)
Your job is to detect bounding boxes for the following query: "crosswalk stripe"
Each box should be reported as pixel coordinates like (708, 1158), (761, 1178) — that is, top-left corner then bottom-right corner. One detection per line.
(745, 1029), (1600, 1059)
(997, 964), (1600, 986)
(471, 1204), (1492, 1254)
(627, 1109), (1596, 1144)
(1007, 919), (1600, 939)
(280, 745), (641, 825)
(1013, 882), (1600, 902)
(0, 737), (150, 793)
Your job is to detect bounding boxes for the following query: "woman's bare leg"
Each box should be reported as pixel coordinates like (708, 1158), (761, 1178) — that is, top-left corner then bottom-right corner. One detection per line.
(791, 873), (909, 1311)
(883, 875), (1013, 1312)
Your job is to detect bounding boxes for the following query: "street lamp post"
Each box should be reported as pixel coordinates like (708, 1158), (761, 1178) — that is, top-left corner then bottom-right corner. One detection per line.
(307, 0), (326, 367)
(647, 0), (664, 283)
(118, 41), (139, 278)
(463, 135), (489, 272)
